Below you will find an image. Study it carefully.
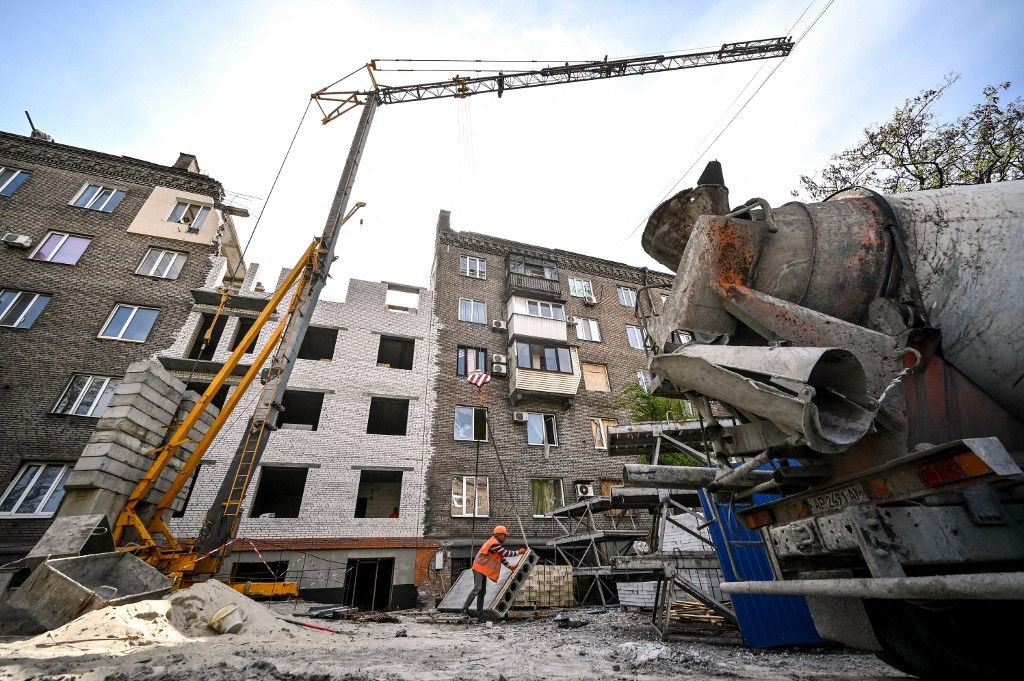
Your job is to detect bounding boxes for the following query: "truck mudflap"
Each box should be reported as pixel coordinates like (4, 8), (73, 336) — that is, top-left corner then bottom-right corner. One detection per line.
(719, 571), (1024, 600)
(737, 437), (1022, 530)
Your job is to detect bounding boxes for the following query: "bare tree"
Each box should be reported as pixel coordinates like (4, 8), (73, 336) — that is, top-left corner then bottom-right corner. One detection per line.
(797, 74), (1024, 200)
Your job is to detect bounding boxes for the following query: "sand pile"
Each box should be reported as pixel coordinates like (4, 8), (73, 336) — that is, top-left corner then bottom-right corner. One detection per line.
(165, 579), (296, 638)
(0, 599), (187, 659)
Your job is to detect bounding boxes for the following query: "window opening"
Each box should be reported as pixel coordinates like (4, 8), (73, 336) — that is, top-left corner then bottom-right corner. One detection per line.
(458, 298), (486, 324)
(525, 299), (565, 320)
(591, 418), (618, 449)
(454, 406), (488, 441)
(53, 375), (119, 417)
(72, 184), (125, 212)
(0, 167), (30, 196)
(515, 341), (572, 373)
(99, 304), (159, 342)
(188, 312), (227, 359)
(508, 254), (558, 280)
(185, 382), (229, 410)
(366, 397), (410, 435)
(0, 290), (50, 328)
(250, 466), (308, 518)
(232, 560), (289, 583)
(0, 463), (70, 516)
(168, 201), (210, 233)
(617, 286), (638, 307)
(229, 317), (258, 354)
(377, 336), (414, 370)
(385, 284), (420, 312)
(459, 255), (487, 279)
(526, 413), (558, 446)
(456, 346), (488, 376)
(137, 248), (186, 279)
(451, 476), (489, 517)
(530, 479), (564, 517)
(568, 277), (594, 297)
(575, 317), (601, 342)
(171, 462), (204, 517)
(279, 390), (324, 430)
(581, 363), (610, 392)
(354, 470), (403, 518)
(297, 326), (337, 360)
(30, 231), (91, 265)
(344, 557), (395, 611)
(626, 325), (648, 350)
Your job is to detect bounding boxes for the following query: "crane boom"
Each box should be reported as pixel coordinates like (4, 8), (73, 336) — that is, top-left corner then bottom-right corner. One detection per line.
(313, 37), (794, 123)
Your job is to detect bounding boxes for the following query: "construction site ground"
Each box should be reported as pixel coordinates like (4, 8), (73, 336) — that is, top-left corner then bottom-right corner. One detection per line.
(0, 598), (908, 681)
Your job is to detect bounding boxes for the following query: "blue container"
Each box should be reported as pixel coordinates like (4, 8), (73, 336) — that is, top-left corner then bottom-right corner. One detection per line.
(699, 487), (823, 648)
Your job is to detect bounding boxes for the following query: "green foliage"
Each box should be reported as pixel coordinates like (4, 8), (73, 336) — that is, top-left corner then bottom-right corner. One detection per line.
(614, 379), (702, 467)
(798, 74), (1024, 200)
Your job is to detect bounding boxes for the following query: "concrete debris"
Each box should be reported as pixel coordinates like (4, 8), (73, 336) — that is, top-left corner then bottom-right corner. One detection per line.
(556, 618), (588, 629)
(394, 628), (407, 637)
(165, 579), (293, 638)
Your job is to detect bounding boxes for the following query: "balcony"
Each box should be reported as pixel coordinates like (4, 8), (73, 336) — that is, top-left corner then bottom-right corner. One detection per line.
(507, 313), (568, 343)
(509, 347), (582, 407)
(505, 272), (564, 302)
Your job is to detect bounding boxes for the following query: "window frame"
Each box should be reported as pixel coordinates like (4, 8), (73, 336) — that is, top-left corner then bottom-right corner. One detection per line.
(530, 478), (565, 518)
(0, 462), (71, 518)
(98, 304), (159, 342)
(581, 362), (611, 392)
(52, 374), (120, 418)
(70, 183), (125, 213)
(525, 299), (565, 320)
(136, 247), (187, 279)
(167, 200), (212, 233)
(617, 286), (638, 308)
(0, 289), (51, 329)
(515, 341), (573, 374)
(456, 346), (488, 377)
(451, 475), (490, 517)
(626, 324), (648, 350)
(574, 316), (602, 342)
(28, 230), (92, 265)
(568, 277), (594, 298)
(508, 254), (558, 281)
(526, 412), (558, 447)
(457, 297), (487, 324)
(591, 417), (619, 450)
(0, 166), (30, 196)
(454, 406), (489, 442)
(459, 255), (487, 279)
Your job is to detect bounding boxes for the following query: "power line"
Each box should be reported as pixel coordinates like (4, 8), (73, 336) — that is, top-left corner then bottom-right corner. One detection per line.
(623, 0), (836, 243)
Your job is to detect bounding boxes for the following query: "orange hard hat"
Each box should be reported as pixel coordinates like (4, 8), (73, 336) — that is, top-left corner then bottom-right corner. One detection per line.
(493, 525), (508, 535)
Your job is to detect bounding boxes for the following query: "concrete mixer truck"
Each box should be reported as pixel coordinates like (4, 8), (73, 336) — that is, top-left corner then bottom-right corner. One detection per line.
(626, 162), (1024, 679)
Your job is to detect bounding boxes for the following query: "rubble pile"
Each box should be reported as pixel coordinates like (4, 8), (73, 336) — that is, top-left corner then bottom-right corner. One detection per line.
(166, 579), (296, 638)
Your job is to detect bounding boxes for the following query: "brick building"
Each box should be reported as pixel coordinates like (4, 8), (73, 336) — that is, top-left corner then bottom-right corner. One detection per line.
(162, 268), (438, 609)
(0, 130), (244, 561)
(423, 210), (674, 574)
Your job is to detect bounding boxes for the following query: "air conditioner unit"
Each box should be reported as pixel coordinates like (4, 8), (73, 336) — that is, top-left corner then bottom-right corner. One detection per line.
(582, 294), (597, 306)
(575, 483), (595, 498)
(492, 353), (507, 365)
(512, 411), (529, 423)
(1, 231), (32, 249)
(491, 319), (507, 331)
(492, 363), (508, 376)
(566, 315), (577, 324)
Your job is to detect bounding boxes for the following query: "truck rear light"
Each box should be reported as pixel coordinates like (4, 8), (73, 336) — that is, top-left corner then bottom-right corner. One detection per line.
(743, 508), (774, 530)
(916, 452), (990, 488)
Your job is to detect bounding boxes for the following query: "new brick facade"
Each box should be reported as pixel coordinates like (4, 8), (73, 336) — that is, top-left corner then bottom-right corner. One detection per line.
(424, 210), (674, 557)
(0, 131), (241, 558)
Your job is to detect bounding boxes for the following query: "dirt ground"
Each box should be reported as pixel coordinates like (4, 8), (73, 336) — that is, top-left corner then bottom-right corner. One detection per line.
(0, 604), (908, 681)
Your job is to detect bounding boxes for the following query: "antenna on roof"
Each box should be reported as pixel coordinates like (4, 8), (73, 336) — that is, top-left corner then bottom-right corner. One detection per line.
(24, 111), (54, 142)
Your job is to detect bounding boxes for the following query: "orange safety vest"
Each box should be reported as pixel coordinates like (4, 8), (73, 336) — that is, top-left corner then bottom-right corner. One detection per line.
(472, 536), (504, 582)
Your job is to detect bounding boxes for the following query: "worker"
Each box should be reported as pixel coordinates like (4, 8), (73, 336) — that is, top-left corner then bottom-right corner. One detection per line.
(462, 525), (526, 620)
(388, 507), (400, 519)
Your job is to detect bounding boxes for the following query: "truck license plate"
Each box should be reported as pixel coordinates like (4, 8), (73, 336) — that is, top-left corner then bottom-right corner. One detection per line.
(806, 484), (868, 514)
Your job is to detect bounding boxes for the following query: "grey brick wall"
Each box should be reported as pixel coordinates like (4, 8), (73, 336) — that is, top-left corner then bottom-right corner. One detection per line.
(423, 210), (674, 545)
(0, 131), (225, 554)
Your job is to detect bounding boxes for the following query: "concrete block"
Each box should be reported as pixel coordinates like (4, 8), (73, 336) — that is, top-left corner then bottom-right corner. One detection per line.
(70, 456), (144, 484)
(25, 515), (115, 570)
(80, 440), (149, 464)
(123, 360), (186, 393)
(107, 381), (184, 418)
(89, 428), (164, 452)
(119, 370), (186, 404)
(63, 470), (137, 499)
(438, 550), (539, 618)
(96, 409), (170, 439)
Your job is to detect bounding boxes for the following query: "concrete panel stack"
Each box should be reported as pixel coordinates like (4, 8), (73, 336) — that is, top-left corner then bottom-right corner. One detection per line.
(59, 361), (219, 523)
(516, 565), (574, 608)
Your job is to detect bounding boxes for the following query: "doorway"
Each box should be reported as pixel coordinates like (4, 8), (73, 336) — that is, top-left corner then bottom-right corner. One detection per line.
(344, 558), (394, 611)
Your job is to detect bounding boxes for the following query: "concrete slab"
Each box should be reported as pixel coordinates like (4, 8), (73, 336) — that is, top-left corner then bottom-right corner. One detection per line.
(437, 550), (539, 618)
(25, 515), (114, 570)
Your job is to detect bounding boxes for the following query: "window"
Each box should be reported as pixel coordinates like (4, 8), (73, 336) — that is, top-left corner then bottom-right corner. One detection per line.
(385, 284), (420, 312)
(72, 184), (125, 213)
(168, 201), (210, 233)
(99, 304), (159, 342)
(232, 560), (288, 583)
(454, 406), (488, 441)
(581, 363), (610, 392)
(0, 463), (70, 516)
(185, 382), (229, 410)
(354, 470), (403, 518)
(459, 255), (487, 279)
(575, 317), (601, 342)
(626, 325), (647, 350)
(0, 166), (30, 197)
(525, 299), (565, 320)
(229, 317), (258, 354)
(617, 287), (637, 308)
(591, 418), (618, 449)
(137, 248), (186, 279)
(508, 254), (558, 280)
(451, 475), (489, 517)
(250, 466), (307, 518)
(458, 298), (487, 324)
(530, 479), (564, 517)
(515, 341), (572, 373)
(636, 370), (652, 392)
(366, 397), (410, 435)
(280, 390), (325, 430)
(526, 413), (558, 446)
(568, 277), (593, 298)
(377, 336), (415, 370)
(187, 312), (227, 360)
(297, 326), (337, 360)
(0, 290), (50, 328)
(456, 346), (488, 377)
(53, 375), (119, 417)
(30, 231), (92, 265)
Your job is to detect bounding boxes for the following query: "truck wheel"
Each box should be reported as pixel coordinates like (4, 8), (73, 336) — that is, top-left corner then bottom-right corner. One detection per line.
(864, 599), (1020, 679)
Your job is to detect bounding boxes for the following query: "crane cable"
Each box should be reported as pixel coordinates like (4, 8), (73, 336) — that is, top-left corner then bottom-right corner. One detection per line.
(623, 0), (836, 243)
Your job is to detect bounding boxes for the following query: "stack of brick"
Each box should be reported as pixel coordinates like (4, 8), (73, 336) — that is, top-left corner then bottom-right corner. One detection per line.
(516, 564), (574, 608)
(61, 361), (219, 521)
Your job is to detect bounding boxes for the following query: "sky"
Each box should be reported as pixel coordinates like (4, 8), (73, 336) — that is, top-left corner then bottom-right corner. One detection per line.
(3, 0), (1023, 301)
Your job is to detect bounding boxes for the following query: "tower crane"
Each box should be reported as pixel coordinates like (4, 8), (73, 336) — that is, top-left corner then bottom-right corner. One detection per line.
(110, 36), (794, 587)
